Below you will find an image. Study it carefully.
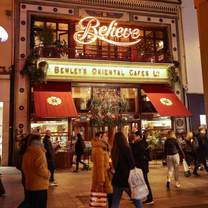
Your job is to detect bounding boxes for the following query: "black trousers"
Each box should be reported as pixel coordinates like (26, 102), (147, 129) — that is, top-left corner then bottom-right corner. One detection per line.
(107, 193), (113, 208)
(47, 161), (55, 182)
(76, 154), (87, 170)
(194, 156), (208, 173)
(28, 189), (47, 208)
(142, 171), (153, 201)
(186, 151), (193, 167)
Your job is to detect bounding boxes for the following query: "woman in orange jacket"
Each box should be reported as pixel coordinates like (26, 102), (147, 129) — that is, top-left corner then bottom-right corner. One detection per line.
(91, 132), (113, 208)
(22, 134), (51, 208)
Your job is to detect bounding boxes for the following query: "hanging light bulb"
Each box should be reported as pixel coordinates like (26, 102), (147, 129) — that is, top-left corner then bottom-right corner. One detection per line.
(0, 26), (8, 42)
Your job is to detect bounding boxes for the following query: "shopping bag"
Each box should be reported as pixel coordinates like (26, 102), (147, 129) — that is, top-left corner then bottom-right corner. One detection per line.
(0, 177), (5, 195)
(72, 155), (77, 163)
(89, 189), (107, 208)
(128, 168), (149, 200)
(183, 159), (191, 177)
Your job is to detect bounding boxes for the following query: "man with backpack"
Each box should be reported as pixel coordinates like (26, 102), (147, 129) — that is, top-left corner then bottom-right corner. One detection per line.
(193, 126), (208, 176)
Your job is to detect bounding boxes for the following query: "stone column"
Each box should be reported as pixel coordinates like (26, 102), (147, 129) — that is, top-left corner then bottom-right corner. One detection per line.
(194, 0), (208, 131)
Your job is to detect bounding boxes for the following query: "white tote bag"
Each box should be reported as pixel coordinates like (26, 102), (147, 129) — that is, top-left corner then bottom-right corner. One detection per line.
(128, 168), (149, 200)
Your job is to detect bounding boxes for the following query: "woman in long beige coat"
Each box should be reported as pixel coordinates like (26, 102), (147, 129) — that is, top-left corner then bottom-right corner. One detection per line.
(91, 132), (113, 208)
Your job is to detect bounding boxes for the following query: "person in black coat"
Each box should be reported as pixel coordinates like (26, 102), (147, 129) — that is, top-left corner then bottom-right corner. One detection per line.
(111, 132), (143, 208)
(43, 130), (58, 186)
(185, 132), (193, 168)
(193, 126), (208, 176)
(131, 131), (153, 205)
(73, 133), (88, 172)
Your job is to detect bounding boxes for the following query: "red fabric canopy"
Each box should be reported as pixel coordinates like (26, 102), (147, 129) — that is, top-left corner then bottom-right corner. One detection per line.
(33, 84), (78, 117)
(141, 85), (193, 117)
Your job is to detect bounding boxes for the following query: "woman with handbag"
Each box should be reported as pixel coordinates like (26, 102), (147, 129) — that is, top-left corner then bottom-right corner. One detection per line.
(165, 130), (185, 189)
(111, 132), (143, 208)
(91, 132), (113, 208)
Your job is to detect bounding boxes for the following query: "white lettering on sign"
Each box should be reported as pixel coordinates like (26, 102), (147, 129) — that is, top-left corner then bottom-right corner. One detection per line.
(73, 17), (141, 46)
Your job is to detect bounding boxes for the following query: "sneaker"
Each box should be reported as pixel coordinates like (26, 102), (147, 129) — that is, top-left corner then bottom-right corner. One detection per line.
(83, 165), (89, 170)
(189, 166), (192, 170)
(50, 181), (59, 186)
(175, 184), (180, 188)
(143, 200), (154, 204)
(73, 169), (79, 172)
(166, 181), (170, 189)
(193, 172), (200, 176)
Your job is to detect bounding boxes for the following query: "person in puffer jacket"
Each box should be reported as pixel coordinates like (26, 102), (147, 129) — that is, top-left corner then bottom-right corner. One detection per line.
(22, 134), (51, 208)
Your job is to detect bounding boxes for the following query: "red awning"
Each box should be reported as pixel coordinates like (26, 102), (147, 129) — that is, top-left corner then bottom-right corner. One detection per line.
(141, 85), (192, 117)
(33, 83), (78, 117)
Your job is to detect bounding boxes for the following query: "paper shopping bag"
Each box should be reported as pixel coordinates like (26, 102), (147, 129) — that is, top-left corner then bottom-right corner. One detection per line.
(89, 190), (107, 208)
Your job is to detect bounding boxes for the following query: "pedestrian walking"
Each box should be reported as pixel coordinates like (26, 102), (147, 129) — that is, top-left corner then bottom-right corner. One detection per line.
(111, 132), (143, 208)
(131, 131), (154, 204)
(193, 126), (208, 176)
(165, 130), (185, 189)
(91, 132), (113, 208)
(185, 132), (193, 169)
(43, 130), (59, 186)
(73, 133), (88, 172)
(22, 134), (51, 208)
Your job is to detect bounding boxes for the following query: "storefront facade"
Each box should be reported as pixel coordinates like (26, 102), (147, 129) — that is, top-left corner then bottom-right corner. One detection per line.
(13, 0), (191, 163)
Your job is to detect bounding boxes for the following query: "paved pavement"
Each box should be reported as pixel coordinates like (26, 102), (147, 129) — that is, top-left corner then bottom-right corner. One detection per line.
(1, 160), (208, 208)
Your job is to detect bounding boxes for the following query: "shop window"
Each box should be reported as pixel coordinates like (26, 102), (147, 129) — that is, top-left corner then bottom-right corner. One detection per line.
(57, 31), (68, 46)
(59, 23), (68, 30)
(31, 119), (69, 147)
(120, 88), (137, 112)
(31, 16), (169, 62)
(156, 40), (164, 53)
(136, 39), (145, 53)
(72, 87), (91, 113)
(146, 39), (154, 53)
(46, 22), (56, 29)
(139, 30), (144, 37)
(155, 31), (163, 38)
(145, 31), (154, 38)
(34, 21), (44, 27)
(142, 117), (171, 131)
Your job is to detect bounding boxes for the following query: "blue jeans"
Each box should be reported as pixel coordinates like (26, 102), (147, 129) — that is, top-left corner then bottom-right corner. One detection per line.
(111, 186), (143, 208)
(142, 171), (153, 201)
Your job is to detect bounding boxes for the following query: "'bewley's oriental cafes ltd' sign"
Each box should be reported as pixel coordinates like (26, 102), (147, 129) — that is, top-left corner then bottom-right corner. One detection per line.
(45, 60), (169, 82)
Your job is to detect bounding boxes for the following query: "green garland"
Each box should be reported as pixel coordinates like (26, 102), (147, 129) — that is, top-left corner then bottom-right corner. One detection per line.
(166, 61), (180, 90)
(20, 55), (48, 84)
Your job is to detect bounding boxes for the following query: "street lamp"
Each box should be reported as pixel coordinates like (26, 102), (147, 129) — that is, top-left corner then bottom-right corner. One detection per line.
(0, 26), (8, 42)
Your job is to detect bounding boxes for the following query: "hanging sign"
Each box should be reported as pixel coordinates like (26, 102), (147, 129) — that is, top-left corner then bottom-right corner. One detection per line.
(73, 17), (141, 46)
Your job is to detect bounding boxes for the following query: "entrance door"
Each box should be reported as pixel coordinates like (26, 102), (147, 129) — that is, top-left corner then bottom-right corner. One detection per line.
(72, 121), (90, 142)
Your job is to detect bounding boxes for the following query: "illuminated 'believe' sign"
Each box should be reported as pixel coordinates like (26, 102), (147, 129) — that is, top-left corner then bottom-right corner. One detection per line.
(73, 17), (141, 46)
